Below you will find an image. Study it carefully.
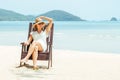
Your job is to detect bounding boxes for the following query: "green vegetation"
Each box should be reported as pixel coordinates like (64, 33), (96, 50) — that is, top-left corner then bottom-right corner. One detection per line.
(38, 10), (85, 21)
(0, 9), (84, 21)
(110, 17), (117, 21)
(0, 9), (35, 21)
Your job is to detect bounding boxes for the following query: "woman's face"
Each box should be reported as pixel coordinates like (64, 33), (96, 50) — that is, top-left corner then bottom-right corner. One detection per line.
(36, 23), (45, 31)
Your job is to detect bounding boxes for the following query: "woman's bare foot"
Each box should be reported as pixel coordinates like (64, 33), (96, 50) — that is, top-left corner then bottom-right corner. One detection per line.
(20, 58), (27, 66)
(33, 66), (39, 70)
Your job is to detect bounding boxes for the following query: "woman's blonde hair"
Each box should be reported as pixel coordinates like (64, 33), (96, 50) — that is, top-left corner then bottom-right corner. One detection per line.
(33, 22), (45, 31)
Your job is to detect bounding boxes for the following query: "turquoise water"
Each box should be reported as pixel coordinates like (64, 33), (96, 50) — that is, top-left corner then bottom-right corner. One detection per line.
(0, 21), (120, 53)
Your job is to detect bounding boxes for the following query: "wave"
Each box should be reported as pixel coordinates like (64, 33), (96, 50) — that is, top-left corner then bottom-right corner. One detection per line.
(88, 34), (120, 40)
(54, 32), (64, 35)
(54, 32), (64, 37)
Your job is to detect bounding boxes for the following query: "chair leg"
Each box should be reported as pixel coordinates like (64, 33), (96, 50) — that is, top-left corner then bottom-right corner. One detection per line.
(48, 60), (50, 69)
(51, 54), (52, 67)
(50, 49), (52, 67)
(20, 62), (22, 67)
(51, 59), (52, 67)
(47, 59), (52, 69)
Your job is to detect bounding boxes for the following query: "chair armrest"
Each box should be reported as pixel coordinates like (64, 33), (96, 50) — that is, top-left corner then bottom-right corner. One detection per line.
(20, 42), (28, 52)
(20, 42), (24, 45)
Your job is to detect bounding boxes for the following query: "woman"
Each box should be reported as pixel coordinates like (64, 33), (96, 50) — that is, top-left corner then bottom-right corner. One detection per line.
(20, 16), (53, 70)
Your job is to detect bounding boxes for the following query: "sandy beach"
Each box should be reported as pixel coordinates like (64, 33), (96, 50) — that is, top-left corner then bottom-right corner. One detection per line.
(0, 46), (120, 80)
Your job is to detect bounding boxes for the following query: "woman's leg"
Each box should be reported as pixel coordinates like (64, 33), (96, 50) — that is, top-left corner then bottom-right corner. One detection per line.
(21, 41), (43, 68)
(32, 46), (38, 67)
(32, 42), (43, 69)
(32, 42), (43, 64)
(21, 42), (43, 62)
(21, 41), (39, 62)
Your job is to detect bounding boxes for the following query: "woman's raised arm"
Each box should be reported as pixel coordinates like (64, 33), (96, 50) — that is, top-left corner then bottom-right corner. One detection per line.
(39, 16), (53, 34)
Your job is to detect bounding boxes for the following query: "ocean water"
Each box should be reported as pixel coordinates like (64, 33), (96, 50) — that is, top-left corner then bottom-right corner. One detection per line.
(0, 21), (120, 53)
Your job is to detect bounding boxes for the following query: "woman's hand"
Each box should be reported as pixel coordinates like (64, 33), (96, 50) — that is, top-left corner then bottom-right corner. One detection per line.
(40, 16), (45, 19)
(23, 41), (29, 46)
(40, 16), (53, 22)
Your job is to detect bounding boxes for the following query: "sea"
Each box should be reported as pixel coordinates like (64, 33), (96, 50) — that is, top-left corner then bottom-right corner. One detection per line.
(0, 21), (120, 53)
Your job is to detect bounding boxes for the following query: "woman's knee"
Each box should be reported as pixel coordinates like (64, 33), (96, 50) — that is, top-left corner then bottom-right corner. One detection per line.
(32, 41), (37, 46)
(32, 42), (43, 52)
(34, 46), (38, 52)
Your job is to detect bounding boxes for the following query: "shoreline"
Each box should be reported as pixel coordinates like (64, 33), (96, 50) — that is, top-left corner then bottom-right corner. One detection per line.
(0, 46), (120, 80)
(0, 45), (118, 53)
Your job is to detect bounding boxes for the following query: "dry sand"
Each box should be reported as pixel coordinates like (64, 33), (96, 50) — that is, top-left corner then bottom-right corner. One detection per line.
(0, 46), (120, 80)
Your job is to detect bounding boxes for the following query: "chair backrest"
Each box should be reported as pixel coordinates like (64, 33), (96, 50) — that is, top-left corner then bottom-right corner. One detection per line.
(27, 22), (54, 52)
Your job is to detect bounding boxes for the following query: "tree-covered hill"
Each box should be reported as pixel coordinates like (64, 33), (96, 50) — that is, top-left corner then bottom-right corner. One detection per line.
(0, 8), (85, 21)
(38, 10), (85, 21)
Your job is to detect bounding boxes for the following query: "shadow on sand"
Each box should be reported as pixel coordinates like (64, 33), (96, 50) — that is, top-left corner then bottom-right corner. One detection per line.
(10, 63), (55, 79)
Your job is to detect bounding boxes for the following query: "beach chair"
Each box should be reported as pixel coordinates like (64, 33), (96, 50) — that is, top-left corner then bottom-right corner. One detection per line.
(20, 22), (54, 69)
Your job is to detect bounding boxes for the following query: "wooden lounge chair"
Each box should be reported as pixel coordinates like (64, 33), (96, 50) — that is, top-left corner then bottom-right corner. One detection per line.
(20, 22), (54, 69)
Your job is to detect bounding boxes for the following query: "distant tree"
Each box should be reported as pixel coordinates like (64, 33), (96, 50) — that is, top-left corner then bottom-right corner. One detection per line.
(110, 17), (117, 21)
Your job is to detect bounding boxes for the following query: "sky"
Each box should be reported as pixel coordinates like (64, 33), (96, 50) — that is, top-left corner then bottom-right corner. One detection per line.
(0, 0), (120, 20)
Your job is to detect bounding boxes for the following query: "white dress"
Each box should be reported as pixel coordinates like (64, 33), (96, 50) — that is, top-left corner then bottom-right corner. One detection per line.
(30, 30), (48, 52)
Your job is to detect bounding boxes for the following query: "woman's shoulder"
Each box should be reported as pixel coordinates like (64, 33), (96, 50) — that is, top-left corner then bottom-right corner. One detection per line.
(30, 31), (37, 34)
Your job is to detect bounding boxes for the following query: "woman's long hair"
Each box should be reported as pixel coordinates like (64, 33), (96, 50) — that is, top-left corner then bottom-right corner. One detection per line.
(33, 22), (47, 31)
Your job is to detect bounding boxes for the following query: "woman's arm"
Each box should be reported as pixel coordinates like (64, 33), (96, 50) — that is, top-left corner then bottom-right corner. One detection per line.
(40, 16), (53, 34)
(24, 35), (33, 45)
